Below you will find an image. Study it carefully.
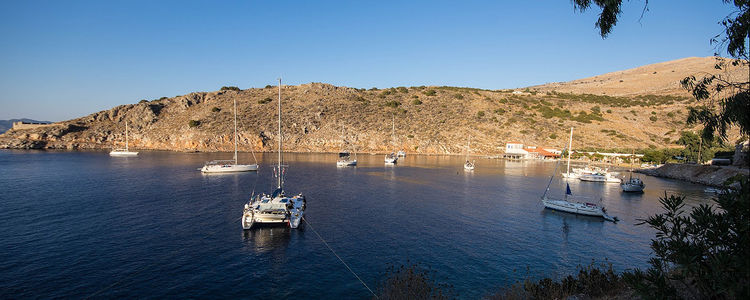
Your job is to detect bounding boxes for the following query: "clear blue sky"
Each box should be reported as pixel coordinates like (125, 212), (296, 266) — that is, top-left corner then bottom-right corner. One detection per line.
(0, 0), (738, 121)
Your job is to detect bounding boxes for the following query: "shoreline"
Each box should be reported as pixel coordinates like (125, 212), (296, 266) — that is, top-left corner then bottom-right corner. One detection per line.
(636, 163), (748, 187)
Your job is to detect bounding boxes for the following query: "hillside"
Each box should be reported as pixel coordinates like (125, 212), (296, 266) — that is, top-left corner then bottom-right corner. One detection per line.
(0, 57), (743, 155)
(530, 56), (748, 97)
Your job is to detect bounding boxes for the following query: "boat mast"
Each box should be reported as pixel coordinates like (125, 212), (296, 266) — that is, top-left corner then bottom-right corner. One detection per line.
(567, 127), (573, 176)
(125, 121), (129, 151)
(542, 148), (564, 199)
(277, 78), (283, 190)
(391, 114), (395, 151)
(233, 98), (238, 164)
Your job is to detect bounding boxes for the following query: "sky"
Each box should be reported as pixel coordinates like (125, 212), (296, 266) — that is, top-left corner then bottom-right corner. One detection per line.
(0, 0), (739, 121)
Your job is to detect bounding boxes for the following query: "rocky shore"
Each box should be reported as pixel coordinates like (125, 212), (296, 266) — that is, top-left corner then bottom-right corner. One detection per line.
(637, 163), (748, 187)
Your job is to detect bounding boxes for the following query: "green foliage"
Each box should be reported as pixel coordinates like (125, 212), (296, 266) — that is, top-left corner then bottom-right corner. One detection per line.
(551, 92), (687, 107)
(493, 108), (506, 114)
(667, 111), (675, 118)
(220, 86), (240, 91)
(211, 107), (221, 112)
(606, 109), (612, 113)
(412, 99), (422, 105)
(423, 89), (436, 96)
(385, 100), (401, 108)
(454, 93), (464, 99)
(407, 134), (414, 138)
(549, 133), (558, 139)
(476, 111), (485, 118)
(188, 120), (200, 128)
(497, 263), (627, 300)
(628, 186), (750, 299)
(265, 85), (273, 89)
(396, 86), (408, 93)
(590, 106), (601, 114)
(570, 111), (604, 123)
(411, 95), (419, 99)
(677, 131), (722, 163)
(649, 116), (657, 122)
(258, 97), (273, 104)
(353, 96), (367, 103)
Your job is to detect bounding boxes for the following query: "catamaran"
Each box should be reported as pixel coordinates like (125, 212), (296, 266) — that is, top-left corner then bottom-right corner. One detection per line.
(542, 148), (618, 222)
(201, 98), (258, 173)
(621, 150), (645, 192)
(464, 137), (475, 171)
(242, 78), (306, 230)
(110, 121), (139, 156)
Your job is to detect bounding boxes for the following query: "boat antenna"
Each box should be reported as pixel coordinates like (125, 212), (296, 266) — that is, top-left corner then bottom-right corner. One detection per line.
(542, 147), (564, 200)
(277, 77), (283, 190)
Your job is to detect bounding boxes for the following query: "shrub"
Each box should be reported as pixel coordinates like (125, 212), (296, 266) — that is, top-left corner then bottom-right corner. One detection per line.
(476, 111), (485, 118)
(265, 85), (273, 89)
(385, 100), (401, 108)
(211, 107), (221, 112)
(667, 111), (675, 118)
(407, 134), (414, 138)
(549, 133), (558, 139)
(158, 96), (168, 101)
(353, 96), (366, 102)
(649, 116), (657, 122)
(627, 186), (750, 299)
(396, 86), (408, 93)
(411, 95), (419, 99)
(454, 93), (464, 99)
(412, 99), (422, 105)
(423, 89), (436, 96)
(591, 106), (601, 114)
(258, 97), (273, 104)
(377, 263), (453, 299)
(188, 120), (200, 127)
(606, 109), (612, 113)
(220, 86), (240, 91)
(494, 108), (506, 114)
(139, 99), (148, 104)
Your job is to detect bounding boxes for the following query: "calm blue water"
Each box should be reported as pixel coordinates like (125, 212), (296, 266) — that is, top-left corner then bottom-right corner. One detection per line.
(0, 150), (713, 299)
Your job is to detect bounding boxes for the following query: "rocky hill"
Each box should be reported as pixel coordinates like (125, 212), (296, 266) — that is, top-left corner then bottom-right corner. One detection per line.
(0, 57), (744, 155)
(0, 119), (50, 134)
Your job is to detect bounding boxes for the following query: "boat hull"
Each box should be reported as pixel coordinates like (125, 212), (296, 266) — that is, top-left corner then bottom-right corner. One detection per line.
(337, 160), (357, 167)
(621, 183), (644, 192)
(201, 164), (258, 173)
(109, 151), (139, 156)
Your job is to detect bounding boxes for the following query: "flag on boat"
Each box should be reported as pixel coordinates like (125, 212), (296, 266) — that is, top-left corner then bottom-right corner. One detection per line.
(566, 183), (572, 195)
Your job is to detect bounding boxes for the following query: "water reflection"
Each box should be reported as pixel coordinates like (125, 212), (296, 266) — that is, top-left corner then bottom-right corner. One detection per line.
(242, 227), (292, 254)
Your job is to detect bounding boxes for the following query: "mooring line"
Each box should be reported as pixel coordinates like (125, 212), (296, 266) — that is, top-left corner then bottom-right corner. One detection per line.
(302, 217), (378, 298)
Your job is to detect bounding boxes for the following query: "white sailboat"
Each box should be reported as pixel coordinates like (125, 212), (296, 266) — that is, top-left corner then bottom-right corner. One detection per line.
(541, 147), (618, 222)
(201, 98), (258, 173)
(621, 151), (645, 192)
(579, 172), (622, 183)
(337, 124), (357, 167)
(110, 121), (139, 156)
(463, 137), (475, 171)
(384, 115), (398, 164)
(242, 78), (306, 230)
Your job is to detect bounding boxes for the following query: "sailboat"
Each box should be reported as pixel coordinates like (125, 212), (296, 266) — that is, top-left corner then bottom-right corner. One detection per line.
(384, 115), (398, 164)
(242, 78), (306, 230)
(542, 148), (618, 222)
(621, 150), (645, 192)
(463, 137), (475, 171)
(110, 121), (139, 156)
(337, 124), (357, 167)
(201, 98), (258, 173)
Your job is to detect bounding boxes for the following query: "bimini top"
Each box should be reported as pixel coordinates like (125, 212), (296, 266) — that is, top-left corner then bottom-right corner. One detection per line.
(338, 152), (351, 158)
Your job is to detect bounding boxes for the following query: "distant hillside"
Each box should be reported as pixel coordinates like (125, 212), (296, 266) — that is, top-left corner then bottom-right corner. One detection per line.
(0, 57), (743, 154)
(0, 119), (51, 134)
(530, 57), (748, 96)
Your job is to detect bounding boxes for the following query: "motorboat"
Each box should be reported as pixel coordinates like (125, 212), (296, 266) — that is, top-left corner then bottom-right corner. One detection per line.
(201, 98), (258, 173)
(242, 78), (306, 230)
(397, 150), (406, 157)
(110, 121), (139, 156)
(580, 172), (622, 183)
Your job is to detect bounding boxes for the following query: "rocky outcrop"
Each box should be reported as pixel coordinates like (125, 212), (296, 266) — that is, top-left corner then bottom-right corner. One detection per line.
(637, 163), (749, 187)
